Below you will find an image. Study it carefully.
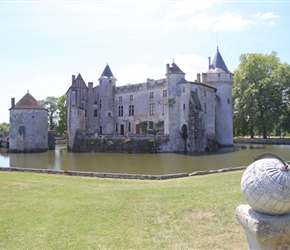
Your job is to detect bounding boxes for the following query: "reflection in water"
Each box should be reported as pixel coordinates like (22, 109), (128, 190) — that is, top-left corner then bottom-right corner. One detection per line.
(0, 144), (289, 175)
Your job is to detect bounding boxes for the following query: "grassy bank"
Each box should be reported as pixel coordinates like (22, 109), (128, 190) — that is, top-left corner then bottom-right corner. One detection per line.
(0, 171), (247, 249)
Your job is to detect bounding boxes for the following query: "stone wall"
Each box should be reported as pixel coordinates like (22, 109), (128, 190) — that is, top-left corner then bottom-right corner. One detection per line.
(0, 166), (245, 180)
(71, 130), (170, 153)
(9, 109), (48, 153)
(234, 138), (290, 145)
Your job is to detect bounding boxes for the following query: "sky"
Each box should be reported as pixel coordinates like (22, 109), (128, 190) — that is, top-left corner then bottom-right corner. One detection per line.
(1, 0), (289, 123)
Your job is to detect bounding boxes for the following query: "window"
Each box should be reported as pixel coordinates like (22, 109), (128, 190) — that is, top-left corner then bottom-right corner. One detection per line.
(108, 112), (111, 117)
(150, 92), (154, 99)
(162, 104), (165, 115)
(118, 106), (123, 117)
(183, 104), (185, 110)
(129, 105), (134, 116)
(129, 95), (133, 101)
(94, 109), (98, 117)
(128, 122), (131, 132)
(227, 98), (230, 104)
(149, 121), (153, 129)
(99, 99), (102, 110)
(119, 96), (122, 102)
(183, 87), (185, 93)
(204, 90), (206, 97)
(204, 103), (207, 114)
(163, 89), (167, 97)
(85, 109), (87, 117)
(150, 103), (154, 115)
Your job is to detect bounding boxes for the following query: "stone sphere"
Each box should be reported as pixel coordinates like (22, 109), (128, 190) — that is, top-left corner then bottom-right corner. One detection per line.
(241, 158), (290, 215)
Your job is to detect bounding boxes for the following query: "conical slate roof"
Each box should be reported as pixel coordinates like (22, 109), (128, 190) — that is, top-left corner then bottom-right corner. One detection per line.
(100, 64), (114, 78)
(209, 47), (229, 73)
(12, 92), (46, 110)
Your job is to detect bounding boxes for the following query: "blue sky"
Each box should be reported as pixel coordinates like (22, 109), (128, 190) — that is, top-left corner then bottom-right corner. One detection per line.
(1, 0), (289, 123)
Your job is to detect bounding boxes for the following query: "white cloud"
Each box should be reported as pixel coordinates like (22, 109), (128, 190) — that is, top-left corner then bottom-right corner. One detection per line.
(116, 54), (208, 86)
(184, 12), (254, 31)
(268, 21), (276, 26)
(167, 1), (218, 18)
(117, 64), (165, 86)
(164, 54), (208, 81)
(259, 12), (279, 19)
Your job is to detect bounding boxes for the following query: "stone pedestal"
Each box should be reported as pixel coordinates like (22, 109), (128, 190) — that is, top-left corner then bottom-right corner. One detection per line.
(236, 204), (290, 250)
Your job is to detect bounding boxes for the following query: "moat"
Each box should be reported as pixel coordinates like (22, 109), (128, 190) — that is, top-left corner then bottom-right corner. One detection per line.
(1, 143), (289, 175)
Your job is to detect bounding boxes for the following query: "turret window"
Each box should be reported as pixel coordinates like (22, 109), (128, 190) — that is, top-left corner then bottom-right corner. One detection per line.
(150, 92), (154, 99)
(99, 99), (102, 110)
(163, 90), (167, 97)
(94, 109), (98, 117)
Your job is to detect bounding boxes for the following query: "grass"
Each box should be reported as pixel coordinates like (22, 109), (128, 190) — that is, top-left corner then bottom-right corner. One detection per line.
(0, 171), (247, 249)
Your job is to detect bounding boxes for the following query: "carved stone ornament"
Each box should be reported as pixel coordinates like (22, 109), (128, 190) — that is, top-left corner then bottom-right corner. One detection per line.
(241, 153), (290, 215)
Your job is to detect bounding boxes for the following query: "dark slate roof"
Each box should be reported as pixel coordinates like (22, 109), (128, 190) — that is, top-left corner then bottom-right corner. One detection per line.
(100, 64), (114, 78)
(169, 62), (185, 74)
(12, 92), (46, 110)
(209, 47), (229, 73)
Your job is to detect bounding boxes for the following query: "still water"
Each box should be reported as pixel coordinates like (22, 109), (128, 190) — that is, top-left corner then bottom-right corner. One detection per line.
(0, 144), (289, 175)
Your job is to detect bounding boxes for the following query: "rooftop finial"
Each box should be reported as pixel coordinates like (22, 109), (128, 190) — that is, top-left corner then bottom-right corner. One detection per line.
(172, 58), (174, 63)
(216, 32), (219, 51)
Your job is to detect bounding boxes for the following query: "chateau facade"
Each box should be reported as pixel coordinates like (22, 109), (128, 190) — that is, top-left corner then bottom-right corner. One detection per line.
(67, 48), (233, 152)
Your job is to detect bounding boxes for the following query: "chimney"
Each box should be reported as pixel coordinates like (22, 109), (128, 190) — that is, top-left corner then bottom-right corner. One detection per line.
(197, 73), (201, 83)
(202, 73), (207, 84)
(88, 82), (93, 89)
(72, 75), (75, 84)
(11, 98), (15, 108)
(166, 63), (170, 76)
(208, 57), (211, 70)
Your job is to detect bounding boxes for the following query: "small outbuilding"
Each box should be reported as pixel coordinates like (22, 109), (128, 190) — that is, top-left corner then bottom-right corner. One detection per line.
(9, 91), (48, 153)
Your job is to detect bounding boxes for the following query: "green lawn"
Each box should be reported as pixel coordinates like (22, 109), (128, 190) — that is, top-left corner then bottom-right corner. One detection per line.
(0, 171), (247, 250)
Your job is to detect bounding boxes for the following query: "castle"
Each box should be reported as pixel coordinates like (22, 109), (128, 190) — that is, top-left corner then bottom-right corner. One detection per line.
(67, 48), (233, 153)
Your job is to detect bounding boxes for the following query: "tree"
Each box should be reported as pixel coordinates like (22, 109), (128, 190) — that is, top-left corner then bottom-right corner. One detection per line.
(39, 96), (59, 131)
(0, 122), (9, 137)
(56, 95), (67, 136)
(233, 52), (290, 138)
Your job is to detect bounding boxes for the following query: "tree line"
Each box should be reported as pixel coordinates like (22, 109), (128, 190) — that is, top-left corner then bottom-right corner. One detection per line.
(233, 52), (290, 138)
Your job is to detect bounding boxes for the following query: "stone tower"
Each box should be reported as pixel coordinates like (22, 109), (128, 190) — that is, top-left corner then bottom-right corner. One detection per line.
(98, 64), (116, 134)
(206, 47), (233, 146)
(66, 74), (87, 150)
(165, 62), (188, 151)
(9, 92), (48, 153)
